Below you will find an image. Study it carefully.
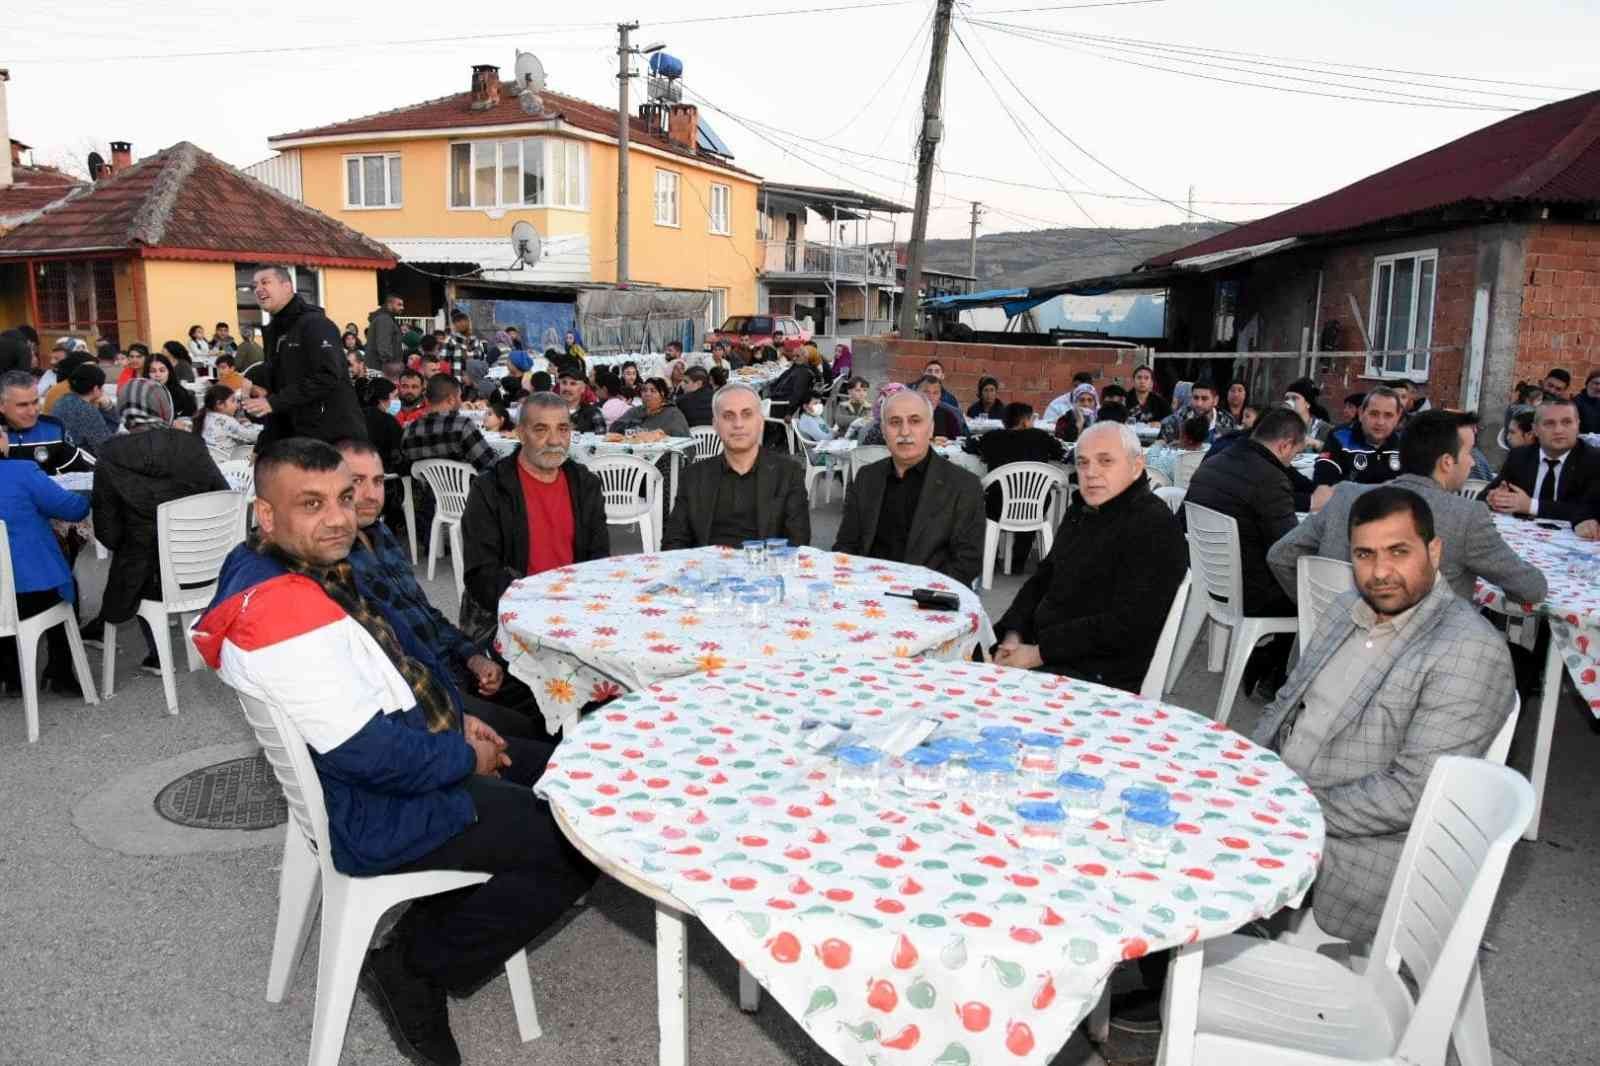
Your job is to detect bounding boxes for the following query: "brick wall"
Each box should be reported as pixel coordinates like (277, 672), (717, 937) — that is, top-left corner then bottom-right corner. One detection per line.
(1515, 222), (1600, 388)
(884, 338), (1138, 415)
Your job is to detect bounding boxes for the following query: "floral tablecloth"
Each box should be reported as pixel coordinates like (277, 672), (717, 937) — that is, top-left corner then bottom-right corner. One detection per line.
(537, 657), (1324, 1065)
(1475, 514), (1600, 719)
(498, 547), (993, 734)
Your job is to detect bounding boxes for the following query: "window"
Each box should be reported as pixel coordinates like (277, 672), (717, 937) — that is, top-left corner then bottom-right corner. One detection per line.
(1212, 280), (1238, 345)
(655, 169), (680, 227)
(709, 183), (731, 235)
(1366, 249), (1438, 378)
(448, 138), (588, 209)
(708, 287), (728, 333)
(344, 153), (402, 209)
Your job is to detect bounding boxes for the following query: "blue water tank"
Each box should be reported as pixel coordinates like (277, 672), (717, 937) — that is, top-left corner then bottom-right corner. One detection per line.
(648, 53), (683, 79)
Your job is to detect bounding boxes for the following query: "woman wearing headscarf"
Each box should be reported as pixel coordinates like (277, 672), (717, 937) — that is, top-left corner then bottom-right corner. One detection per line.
(78, 379), (230, 670)
(831, 343), (854, 380)
(1053, 382), (1099, 443)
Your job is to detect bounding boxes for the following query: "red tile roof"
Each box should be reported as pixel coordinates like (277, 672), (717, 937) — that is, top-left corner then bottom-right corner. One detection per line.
(1145, 89), (1600, 268)
(0, 141), (397, 267)
(270, 82), (760, 178)
(0, 164), (83, 225)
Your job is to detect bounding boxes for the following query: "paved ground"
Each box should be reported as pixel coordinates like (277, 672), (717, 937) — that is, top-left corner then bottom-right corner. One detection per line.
(0, 490), (1594, 1065)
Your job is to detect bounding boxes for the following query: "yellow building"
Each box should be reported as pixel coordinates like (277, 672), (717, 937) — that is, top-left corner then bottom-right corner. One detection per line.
(0, 141), (395, 351)
(258, 62), (761, 348)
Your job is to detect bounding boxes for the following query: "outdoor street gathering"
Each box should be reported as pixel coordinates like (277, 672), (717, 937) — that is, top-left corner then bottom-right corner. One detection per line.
(1, 2), (1596, 1064)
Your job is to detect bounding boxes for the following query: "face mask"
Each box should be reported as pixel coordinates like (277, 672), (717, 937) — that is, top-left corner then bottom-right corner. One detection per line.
(388, 399), (401, 416)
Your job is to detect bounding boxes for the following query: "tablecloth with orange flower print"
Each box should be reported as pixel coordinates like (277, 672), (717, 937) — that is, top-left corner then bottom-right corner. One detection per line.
(497, 546), (996, 734)
(537, 657), (1324, 1066)
(1475, 514), (1600, 719)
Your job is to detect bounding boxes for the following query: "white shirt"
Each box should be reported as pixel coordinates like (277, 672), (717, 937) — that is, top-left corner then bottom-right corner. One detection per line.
(1529, 448), (1571, 515)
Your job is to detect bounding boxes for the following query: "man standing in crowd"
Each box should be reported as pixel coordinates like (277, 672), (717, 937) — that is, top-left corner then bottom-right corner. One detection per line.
(676, 365), (715, 428)
(459, 393), (609, 644)
(1159, 378), (1234, 444)
(557, 366), (607, 435)
(233, 326), (265, 372)
(367, 293), (405, 368)
(444, 310), (480, 377)
(662, 382), (810, 551)
(1482, 396), (1600, 524)
(834, 390), (985, 587)
(393, 369), (429, 428)
(401, 374), (499, 475)
(346, 348), (372, 406)
(1256, 486), (1514, 943)
(242, 265), (366, 447)
(992, 422), (1187, 692)
(195, 438), (595, 1066)
(1184, 407), (1308, 699)
(1311, 386), (1405, 508)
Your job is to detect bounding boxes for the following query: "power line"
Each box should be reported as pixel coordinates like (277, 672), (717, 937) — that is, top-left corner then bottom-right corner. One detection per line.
(817, 4), (936, 142)
(645, 0), (915, 26)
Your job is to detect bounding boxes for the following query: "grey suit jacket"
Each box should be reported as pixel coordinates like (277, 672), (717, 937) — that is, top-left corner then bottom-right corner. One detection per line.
(1253, 579), (1514, 942)
(1267, 473), (1547, 606)
(832, 452), (986, 588)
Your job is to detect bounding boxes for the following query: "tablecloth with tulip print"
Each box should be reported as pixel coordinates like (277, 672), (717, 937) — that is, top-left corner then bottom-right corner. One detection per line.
(497, 547), (994, 734)
(1474, 515), (1600, 719)
(536, 657), (1325, 1065)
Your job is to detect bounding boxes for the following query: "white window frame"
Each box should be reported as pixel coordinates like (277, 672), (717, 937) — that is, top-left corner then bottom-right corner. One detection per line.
(707, 287), (728, 333)
(447, 138), (588, 211)
(655, 168), (681, 228)
(1365, 248), (1438, 380)
(709, 182), (731, 235)
(343, 153), (402, 210)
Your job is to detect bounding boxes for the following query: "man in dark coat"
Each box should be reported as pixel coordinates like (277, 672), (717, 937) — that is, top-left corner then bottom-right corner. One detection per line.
(459, 393), (609, 644)
(242, 265), (366, 447)
(1482, 396), (1600, 525)
(662, 382), (810, 550)
(1312, 386), (1403, 507)
(834, 390), (985, 588)
(1184, 407), (1306, 696)
(994, 422), (1187, 693)
(367, 293), (405, 367)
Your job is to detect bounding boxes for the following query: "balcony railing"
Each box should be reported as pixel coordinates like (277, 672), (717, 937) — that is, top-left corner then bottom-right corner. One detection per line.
(759, 240), (896, 281)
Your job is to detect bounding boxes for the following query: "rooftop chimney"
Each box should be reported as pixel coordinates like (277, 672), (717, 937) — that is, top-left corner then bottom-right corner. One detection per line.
(469, 65), (502, 111)
(110, 140), (132, 170)
(666, 103), (699, 152)
(0, 69), (13, 190)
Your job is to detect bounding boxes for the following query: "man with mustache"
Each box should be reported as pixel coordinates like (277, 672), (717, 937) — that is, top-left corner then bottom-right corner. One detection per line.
(458, 392), (609, 647)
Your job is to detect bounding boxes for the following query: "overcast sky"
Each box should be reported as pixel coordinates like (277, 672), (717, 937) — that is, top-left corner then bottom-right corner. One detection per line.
(6, 0), (1596, 248)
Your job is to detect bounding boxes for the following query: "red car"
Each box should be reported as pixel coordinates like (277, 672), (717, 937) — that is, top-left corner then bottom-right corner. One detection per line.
(705, 314), (811, 353)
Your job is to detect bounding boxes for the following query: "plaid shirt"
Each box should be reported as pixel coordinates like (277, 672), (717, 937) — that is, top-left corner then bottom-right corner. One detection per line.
(346, 521), (482, 707)
(400, 408), (498, 473)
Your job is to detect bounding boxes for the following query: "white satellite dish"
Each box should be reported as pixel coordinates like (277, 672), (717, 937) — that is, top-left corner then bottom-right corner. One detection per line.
(514, 51), (546, 92)
(510, 221), (542, 269)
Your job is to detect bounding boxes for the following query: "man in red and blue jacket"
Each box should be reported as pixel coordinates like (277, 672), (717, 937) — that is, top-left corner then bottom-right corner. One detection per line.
(194, 438), (593, 1066)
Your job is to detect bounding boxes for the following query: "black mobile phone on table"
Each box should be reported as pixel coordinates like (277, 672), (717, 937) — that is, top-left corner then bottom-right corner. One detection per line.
(885, 588), (961, 611)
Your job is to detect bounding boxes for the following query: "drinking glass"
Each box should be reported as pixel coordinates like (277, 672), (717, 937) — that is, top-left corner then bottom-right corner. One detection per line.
(979, 725), (1023, 750)
(806, 581), (834, 610)
(1056, 772), (1106, 823)
(1123, 804), (1179, 866)
(739, 591), (767, 626)
(1120, 784), (1171, 812)
(834, 745), (884, 795)
(742, 539), (766, 571)
(968, 757), (1016, 806)
(1014, 801), (1067, 852)
(901, 747), (949, 794)
(1019, 732), (1064, 782)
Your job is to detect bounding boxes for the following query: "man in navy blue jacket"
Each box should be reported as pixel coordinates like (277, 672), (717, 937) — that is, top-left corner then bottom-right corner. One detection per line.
(194, 438), (594, 1066)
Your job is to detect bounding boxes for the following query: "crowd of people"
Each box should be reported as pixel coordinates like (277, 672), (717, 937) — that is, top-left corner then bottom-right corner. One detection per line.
(3, 277), (1593, 1061)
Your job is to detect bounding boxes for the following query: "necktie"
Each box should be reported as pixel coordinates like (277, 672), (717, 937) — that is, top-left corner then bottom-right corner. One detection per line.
(1539, 458), (1560, 504)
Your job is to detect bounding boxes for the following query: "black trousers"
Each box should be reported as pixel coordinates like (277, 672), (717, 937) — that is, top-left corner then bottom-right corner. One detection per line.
(0, 589), (75, 685)
(393, 748), (598, 992)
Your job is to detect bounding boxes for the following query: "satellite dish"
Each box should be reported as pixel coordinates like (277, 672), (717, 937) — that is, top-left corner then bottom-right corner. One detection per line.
(86, 151), (105, 178)
(514, 51), (546, 92)
(510, 221), (542, 269)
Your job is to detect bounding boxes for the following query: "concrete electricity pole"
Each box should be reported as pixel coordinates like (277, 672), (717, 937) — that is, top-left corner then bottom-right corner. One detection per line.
(897, 0), (956, 338)
(617, 21), (639, 286)
(967, 201), (984, 278)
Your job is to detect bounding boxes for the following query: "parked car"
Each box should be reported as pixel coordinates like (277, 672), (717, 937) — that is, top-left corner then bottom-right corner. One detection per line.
(705, 315), (810, 353)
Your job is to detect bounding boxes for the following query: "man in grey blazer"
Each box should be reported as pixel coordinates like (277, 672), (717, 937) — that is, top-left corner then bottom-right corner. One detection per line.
(833, 390), (986, 587)
(1268, 410), (1547, 606)
(1255, 486), (1515, 943)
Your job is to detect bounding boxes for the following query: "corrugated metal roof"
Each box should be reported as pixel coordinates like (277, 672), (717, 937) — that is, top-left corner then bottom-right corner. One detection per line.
(0, 142), (397, 266)
(1147, 89), (1600, 268)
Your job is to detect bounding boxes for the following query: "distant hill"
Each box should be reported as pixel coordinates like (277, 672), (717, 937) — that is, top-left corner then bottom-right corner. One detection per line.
(916, 221), (1236, 290)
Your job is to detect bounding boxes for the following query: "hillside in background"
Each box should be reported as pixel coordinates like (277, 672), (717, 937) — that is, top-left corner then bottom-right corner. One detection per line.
(918, 221), (1236, 290)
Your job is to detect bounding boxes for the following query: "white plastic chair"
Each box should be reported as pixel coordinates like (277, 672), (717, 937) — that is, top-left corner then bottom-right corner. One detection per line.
(1155, 485), (1187, 515)
(1295, 556), (1355, 650)
(400, 475), (419, 564)
(589, 455), (664, 553)
(797, 438), (836, 505)
(1140, 573), (1192, 699)
(1173, 448), (1207, 488)
(1157, 756), (1533, 1066)
(410, 459), (475, 602)
(847, 444), (891, 491)
(235, 692), (540, 1066)
(102, 491), (245, 713)
(764, 417), (799, 456)
(0, 520), (99, 742)
(218, 458), (257, 533)
(1458, 478), (1489, 499)
(689, 425), (724, 462)
(978, 462), (1068, 590)
(1174, 502), (1299, 725)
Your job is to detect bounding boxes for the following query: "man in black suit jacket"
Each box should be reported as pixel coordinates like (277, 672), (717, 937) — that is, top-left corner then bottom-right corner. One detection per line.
(1483, 397), (1600, 524)
(662, 382), (810, 550)
(833, 390), (985, 587)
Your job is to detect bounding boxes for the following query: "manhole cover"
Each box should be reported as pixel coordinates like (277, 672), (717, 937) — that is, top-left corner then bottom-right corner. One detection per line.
(153, 753), (287, 831)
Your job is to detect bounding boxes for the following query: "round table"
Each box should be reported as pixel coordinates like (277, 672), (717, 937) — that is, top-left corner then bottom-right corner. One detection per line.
(498, 546), (995, 734)
(538, 657), (1325, 1066)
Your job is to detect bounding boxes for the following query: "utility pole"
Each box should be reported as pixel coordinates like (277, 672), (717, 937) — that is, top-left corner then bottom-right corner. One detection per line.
(617, 21), (639, 286)
(967, 201), (984, 278)
(898, 0), (956, 338)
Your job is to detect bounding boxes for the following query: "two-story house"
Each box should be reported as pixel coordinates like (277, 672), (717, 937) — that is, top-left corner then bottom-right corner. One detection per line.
(255, 62), (762, 349)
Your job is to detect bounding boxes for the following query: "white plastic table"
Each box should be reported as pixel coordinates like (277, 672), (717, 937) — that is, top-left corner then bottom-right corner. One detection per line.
(498, 546), (995, 734)
(537, 657), (1324, 1066)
